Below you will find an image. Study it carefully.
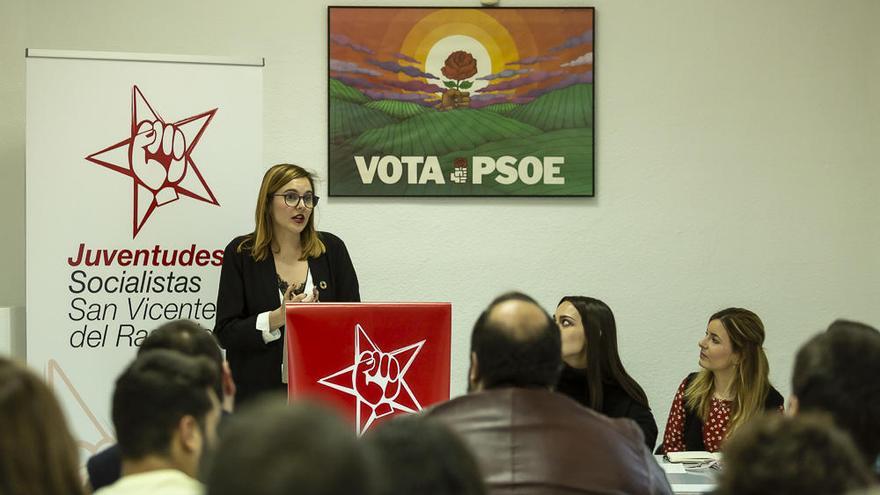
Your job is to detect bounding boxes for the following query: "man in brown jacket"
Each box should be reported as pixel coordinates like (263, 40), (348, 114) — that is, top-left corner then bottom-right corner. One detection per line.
(426, 292), (672, 495)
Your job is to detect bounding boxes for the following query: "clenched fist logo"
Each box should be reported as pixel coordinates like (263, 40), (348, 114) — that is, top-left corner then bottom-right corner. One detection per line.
(317, 323), (426, 434)
(130, 120), (187, 205)
(85, 85), (219, 238)
(354, 350), (401, 417)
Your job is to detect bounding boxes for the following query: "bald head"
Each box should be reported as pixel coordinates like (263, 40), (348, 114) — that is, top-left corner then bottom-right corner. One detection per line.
(486, 299), (552, 342)
(469, 292), (561, 391)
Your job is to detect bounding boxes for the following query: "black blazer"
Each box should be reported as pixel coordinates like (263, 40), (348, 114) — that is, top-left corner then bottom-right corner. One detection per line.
(213, 231), (360, 404)
(556, 364), (659, 451)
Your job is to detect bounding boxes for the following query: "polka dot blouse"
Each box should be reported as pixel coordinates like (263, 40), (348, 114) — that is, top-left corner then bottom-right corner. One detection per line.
(662, 377), (784, 453)
(662, 378), (721, 452)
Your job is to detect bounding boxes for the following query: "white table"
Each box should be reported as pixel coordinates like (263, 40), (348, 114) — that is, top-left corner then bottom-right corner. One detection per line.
(654, 455), (717, 494)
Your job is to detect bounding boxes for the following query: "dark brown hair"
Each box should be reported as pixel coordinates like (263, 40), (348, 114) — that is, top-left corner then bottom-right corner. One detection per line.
(0, 357), (85, 495)
(205, 398), (370, 495)
(366, 414), (486, 495)
(557, 296), (649, 410)
(716, 413), (874, 495)
(792, 320), (880, 465)
(113, 349), (219, 460)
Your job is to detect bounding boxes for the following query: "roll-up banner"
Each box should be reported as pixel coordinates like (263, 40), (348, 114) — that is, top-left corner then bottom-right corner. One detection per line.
(26, 49), (263, 461)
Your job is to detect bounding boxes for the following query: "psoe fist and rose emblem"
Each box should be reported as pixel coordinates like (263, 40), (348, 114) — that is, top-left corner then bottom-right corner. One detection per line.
(438, 50), (477, 111)
(86, 86), (219, 238)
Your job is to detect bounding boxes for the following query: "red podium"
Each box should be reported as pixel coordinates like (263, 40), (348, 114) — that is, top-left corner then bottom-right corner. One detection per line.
(286, 303), (451, 434)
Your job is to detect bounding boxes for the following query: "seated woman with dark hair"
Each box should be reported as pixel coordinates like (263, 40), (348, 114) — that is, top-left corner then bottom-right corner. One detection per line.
(0, 357), (85, 495)
(554, 296), (658, 450)
(659, 307), (783, 453)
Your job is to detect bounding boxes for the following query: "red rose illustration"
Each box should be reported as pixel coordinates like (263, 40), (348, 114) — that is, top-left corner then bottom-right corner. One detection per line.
(439, 51), (477, 108)
(441, 51), (477, 81)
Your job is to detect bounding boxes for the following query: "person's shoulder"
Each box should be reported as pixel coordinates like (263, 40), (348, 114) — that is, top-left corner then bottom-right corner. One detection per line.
(518, 387), (618, 427)
(424, 392), (491, 425)
(86, 444), (121, 490)
(604, 381), (648, 412)
(87, 442), (120, 464)
(554, 391), (648, 449)
(96, 469), (201, 495)
(227, 234), (251, 248)
(317, 231), (345, 247)
(223, 234), (253, 254)
(672, 373), (697, 392)
(765, 384), (785, 409)
(317, 231), (353, 257)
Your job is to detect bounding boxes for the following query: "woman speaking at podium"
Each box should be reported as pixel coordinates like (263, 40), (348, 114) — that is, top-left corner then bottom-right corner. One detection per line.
(214, 163), (360, 405)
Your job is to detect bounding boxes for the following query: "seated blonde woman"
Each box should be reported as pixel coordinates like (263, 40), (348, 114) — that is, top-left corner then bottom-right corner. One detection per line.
(659, 308), (783, 453)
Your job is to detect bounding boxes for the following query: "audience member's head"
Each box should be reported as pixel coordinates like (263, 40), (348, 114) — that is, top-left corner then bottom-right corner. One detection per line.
(112, 349), (221, 479)
(826, 318), (879, 336)
(0, 357), (84, 495)
(365, 414), (486, 495)
(469, 291), (560, 391)
(140, 319), (230, 406)
(686, 307), (772, 434)
(791, 319), (880, 466)
(205, 397), (371, 495)
(716, 413), (874, 495)
(140, 319), (222, 361)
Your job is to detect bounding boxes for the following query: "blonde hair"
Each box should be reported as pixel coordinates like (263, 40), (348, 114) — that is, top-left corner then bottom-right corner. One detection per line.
(237, 164), (325, 261)
(684, 308), (771, 438)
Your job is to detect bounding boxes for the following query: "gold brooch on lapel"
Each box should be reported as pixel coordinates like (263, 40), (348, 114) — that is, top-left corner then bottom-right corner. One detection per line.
(319, 281), (328, 290)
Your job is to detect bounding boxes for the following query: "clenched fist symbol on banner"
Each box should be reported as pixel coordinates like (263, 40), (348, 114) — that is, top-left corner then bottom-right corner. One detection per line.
(354, 350), (401, 417)
(131, 120), (187, 205)
(85, 85), (219, 238)
(317, 323), (427, 434)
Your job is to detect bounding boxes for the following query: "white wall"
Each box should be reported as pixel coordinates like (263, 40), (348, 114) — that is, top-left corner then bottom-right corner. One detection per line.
(2, 0), (878, 440)
(868, 0), (880, 348)
(0, 307), (26, 358)
(0, 0), (26, 309)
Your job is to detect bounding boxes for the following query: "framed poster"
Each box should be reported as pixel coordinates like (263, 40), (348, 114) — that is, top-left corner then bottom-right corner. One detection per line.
(328, 7), (594, 196)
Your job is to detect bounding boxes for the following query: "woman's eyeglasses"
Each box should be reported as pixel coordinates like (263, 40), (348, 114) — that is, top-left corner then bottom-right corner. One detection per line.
(272, 192), (319, 208)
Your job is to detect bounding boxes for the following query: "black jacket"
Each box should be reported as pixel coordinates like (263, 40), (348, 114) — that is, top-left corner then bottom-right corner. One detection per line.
(213, 231), (360, 404)
(556, 364), (659, 450)
(85, 444), (120, 492)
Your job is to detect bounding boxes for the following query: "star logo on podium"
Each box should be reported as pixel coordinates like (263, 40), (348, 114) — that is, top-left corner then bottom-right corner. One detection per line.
(318, 324), (425, 434)
(85, 85), (219, 238)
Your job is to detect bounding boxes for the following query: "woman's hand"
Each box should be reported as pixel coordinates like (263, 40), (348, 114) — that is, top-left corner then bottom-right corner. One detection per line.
(268, 285), (316, 328)
(302, 287), (319, 303)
